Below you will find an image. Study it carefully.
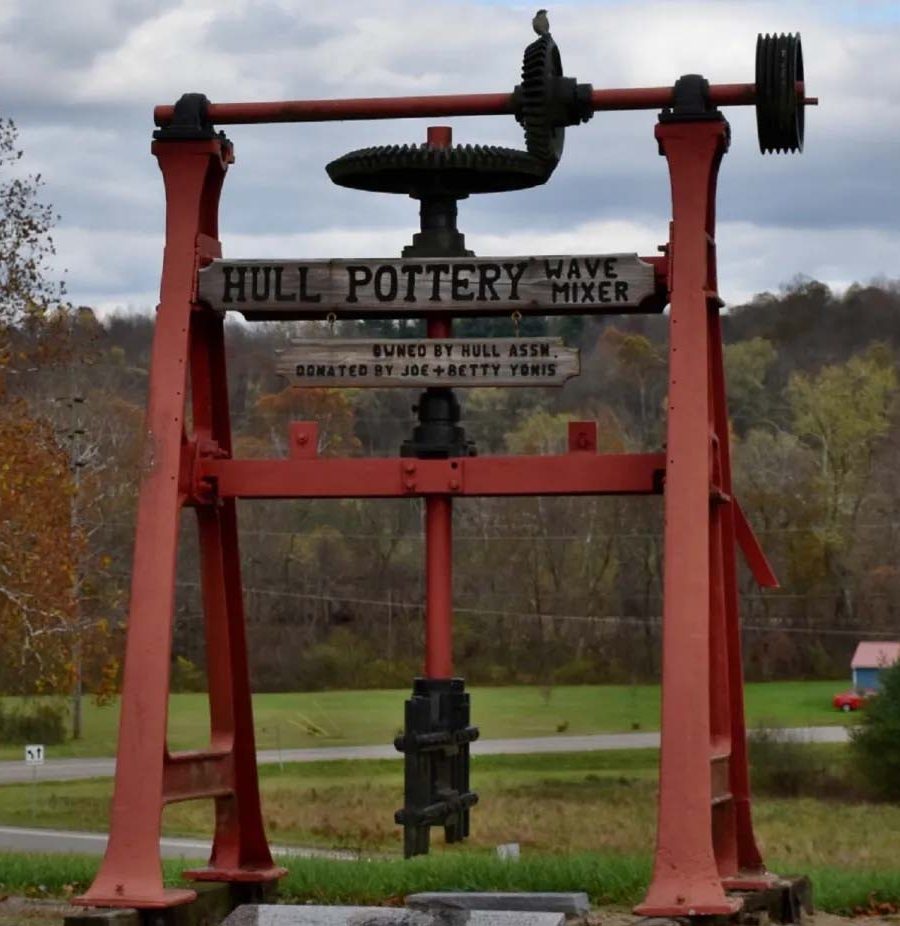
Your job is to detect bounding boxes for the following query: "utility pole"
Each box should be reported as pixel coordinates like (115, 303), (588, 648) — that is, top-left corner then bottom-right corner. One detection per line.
(52, 318), (90, 741)
(55, 388), (87, 740)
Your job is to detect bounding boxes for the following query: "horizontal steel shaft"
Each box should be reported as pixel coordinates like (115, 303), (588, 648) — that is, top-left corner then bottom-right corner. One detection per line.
(153, 82), (815, 127)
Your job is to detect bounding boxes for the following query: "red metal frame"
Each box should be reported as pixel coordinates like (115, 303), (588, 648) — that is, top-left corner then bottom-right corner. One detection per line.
(77, 136), (284, 910)
(79, 87), (785, 913)
(633, 118), (773, 917)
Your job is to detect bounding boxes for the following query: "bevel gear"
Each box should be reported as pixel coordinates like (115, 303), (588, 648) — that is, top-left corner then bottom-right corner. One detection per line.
(326, 142), (551, 196)
(513, 34), (593, 167)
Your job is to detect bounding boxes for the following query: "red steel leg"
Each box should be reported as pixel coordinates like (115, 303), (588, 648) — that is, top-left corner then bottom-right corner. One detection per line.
(635, 118), (740, 917)
(182, 309), (285, 884)
(709, 311), (771, 889)
(710, 467), (739, 880)
(77, 138), (232, 909)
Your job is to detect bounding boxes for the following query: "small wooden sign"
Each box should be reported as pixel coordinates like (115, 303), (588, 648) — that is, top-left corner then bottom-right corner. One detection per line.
(198, 254), (658, 318)
(277, 338), (580, 388)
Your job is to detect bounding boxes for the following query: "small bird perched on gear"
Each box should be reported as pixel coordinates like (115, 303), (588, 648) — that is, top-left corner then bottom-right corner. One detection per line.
(532, 8), (550, 36)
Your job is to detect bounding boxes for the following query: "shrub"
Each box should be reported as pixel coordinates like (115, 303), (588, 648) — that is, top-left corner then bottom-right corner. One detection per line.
(850, 660), (900, 800)
(0, 701), (67, 745)
(748, 723), (848, 799)
(170, 656), (206, 693)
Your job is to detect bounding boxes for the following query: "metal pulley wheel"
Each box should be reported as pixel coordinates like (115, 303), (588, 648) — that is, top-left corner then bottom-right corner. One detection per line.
(756, 33), (804, 153)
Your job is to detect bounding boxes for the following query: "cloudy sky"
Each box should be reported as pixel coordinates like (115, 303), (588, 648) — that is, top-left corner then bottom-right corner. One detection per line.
(3, 0), (898, 315)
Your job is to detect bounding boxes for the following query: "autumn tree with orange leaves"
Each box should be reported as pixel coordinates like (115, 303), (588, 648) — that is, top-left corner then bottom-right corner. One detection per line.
(0, 119), (118, 737)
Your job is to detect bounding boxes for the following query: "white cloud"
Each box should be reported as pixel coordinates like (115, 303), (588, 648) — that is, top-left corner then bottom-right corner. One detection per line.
(55, 214), (900, 318)
(2, 0), (898, 314)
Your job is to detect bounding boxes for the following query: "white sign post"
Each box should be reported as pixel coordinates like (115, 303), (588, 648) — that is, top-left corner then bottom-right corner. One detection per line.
(24, 744), (44, 820)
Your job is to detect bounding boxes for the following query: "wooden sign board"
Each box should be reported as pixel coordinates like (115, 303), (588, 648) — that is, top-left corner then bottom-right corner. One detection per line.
(198, 254), (658, 318)
(277, 338), (580, 388)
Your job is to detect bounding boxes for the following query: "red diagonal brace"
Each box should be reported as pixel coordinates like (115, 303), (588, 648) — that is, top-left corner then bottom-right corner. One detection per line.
(734, 501), (779, 589)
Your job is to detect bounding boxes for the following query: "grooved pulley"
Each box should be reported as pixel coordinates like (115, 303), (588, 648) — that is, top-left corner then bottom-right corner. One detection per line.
(756, 33), (805, 153)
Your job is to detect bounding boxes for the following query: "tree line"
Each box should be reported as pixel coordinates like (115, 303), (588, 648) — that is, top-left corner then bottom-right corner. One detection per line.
(4, 278), (899, 701)
(1, 119), (899, 714)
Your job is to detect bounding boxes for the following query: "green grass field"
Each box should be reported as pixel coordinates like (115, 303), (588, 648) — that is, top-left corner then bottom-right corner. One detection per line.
(2, 745), (897, 876)
(3, 851), (900, 918)
(0, 680), (850, 760)
(1, 746), (899, 916)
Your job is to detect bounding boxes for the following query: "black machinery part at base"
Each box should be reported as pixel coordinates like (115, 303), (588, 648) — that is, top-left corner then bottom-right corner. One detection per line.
(756, 33), (804, 154)
(394, 678), (480, 858)
(326, 143), (552, 196)
(513, 33), (593, 166)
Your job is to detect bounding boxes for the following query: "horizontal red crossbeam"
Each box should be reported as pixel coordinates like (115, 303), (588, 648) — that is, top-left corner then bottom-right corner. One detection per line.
(198, 452), (666, 500)
(163, 750), (234, 804)
(154, 83), (815, 127)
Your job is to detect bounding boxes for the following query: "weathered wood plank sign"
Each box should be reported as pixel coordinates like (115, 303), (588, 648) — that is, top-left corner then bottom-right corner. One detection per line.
(277, 338), (580, 388)
(198, 254), (658, 318)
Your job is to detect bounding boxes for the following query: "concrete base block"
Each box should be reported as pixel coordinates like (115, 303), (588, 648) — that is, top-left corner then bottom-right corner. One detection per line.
(406, 892), (590, 916)
(64, 909), (141, 926)
(732, 875), (813, 925)
(67, 880), (280, 926)
(139, 883), (233, 926)
(636, 875), (814, 926)
(222, 905), (566, 926)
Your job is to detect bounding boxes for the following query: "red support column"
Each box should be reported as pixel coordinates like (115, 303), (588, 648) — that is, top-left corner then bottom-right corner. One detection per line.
(709, 310), (772, 888)
(425, 491), (454, 678)
(77, 137), (232, 909)
(635, 117), (745, 917)
(182, 309), (285, 885)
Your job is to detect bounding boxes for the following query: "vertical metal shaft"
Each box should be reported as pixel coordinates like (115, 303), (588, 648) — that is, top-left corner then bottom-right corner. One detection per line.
(422, 125), (455, 680)
(424, 315), (453, 678)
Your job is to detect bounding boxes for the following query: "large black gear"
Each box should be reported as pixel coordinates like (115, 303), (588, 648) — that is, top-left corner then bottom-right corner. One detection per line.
(514, 34), (593, 167)
(326, 142), (552, 197)
(519, 35), (566, 163)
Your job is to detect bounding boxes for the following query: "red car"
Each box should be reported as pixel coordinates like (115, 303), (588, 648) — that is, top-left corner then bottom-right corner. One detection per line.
(832, 689), (873, 712)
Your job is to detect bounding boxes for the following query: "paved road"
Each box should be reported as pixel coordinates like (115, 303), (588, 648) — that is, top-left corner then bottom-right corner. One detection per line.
(0, 726), (848, 785)
(0, 825), (357, 860)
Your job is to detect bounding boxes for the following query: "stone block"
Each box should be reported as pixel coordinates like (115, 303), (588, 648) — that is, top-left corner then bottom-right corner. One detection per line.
(140, 883), (232, 926)
(64, 909), (140, 926)
(222, 905), (566, 926)
(407, 892), (590, 916)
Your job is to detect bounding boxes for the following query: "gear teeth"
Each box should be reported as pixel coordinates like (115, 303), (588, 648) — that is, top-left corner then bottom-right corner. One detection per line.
(326, 142), (553, 195)
(519, 35), (563, 164)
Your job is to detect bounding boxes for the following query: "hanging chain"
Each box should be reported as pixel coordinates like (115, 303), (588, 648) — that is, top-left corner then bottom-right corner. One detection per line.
(511, 310), (522, 338)
(327, 312), (337, 336)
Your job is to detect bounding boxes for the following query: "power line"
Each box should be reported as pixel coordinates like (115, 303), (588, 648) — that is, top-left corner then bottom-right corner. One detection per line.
(84, 522), (900, 541)
(173, 581), (900, 638)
